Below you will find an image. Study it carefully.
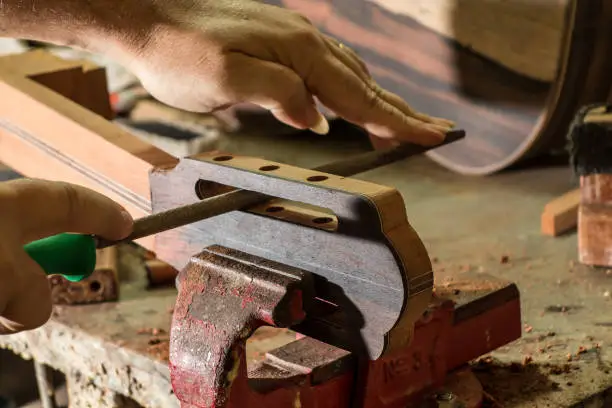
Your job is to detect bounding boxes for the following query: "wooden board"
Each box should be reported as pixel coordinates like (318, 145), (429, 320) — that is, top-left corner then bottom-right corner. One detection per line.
(266, 0), (612, 174)
(0, 51), (177, 250)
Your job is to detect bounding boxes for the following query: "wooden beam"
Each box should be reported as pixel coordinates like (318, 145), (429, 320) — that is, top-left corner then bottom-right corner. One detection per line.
(541, 188), (580, 236)
(0, 51), (177, 250)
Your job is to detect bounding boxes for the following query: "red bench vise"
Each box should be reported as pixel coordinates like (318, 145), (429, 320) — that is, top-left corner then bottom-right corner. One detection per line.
(149, 152), (522, 408)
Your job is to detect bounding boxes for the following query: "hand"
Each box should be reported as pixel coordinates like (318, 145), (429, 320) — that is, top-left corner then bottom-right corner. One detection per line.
(99, 0), (454, 146)
(0, 179), (133, 334)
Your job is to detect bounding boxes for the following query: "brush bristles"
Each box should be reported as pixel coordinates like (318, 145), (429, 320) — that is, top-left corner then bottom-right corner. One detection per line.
(567, 103), (612, 177)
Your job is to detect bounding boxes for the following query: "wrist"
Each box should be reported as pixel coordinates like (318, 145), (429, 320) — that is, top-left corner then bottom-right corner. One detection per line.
(69, 1), (166, 60)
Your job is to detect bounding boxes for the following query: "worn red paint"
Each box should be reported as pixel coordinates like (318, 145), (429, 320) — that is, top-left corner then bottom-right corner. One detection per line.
(171, 280), (520, 408)
(170, 246), (313, 408)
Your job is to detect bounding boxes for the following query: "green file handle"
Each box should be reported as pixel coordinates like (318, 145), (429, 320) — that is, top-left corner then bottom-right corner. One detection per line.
(23, 233), (97, 282)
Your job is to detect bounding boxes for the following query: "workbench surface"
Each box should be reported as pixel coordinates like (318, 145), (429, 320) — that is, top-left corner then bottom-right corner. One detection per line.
(1, 124), (611, 407)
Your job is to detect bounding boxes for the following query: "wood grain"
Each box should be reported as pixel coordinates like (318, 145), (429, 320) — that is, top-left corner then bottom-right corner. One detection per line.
(151, 152), (434, 357)
(365, 0), (567, 82)
(0, 51), (177, 250)
(267, 0), (612, 174)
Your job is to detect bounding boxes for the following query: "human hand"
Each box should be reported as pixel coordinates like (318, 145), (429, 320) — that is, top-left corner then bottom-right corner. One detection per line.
(0, 179), (133, 334)
(95, 0), (454, 146)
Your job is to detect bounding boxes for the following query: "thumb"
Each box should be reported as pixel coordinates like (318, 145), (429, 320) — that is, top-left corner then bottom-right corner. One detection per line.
(1, 179), (134, 244)
(224, 54), (329, 134)
(0, 251), (52, 334)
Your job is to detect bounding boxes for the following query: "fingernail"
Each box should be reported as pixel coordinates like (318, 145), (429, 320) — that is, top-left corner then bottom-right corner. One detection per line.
(310, 111), (330, 135)
(431, 117), (454, 128)
(427, 123), (451, 134)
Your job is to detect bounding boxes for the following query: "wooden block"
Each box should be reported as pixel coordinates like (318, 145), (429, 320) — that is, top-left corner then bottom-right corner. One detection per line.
(541, 188), (580, 236)
(566, 104), (612, 266)
(578, 174), (612, 266)
(144, 259), (178, 287)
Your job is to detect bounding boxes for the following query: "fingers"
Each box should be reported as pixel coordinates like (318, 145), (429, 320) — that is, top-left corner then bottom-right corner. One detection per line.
(369, 134), (399, 150)
(375, 88), (455, 129)
(323, 36), (371, 80)
(0, 179), (134, 244)
(225, 53), (329, 134)
(305, 51), (447, 145)
(0, 251), (52, 334)
(306, 36), (454, 144)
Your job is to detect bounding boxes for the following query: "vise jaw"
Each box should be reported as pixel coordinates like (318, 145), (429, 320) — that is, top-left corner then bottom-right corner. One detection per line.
(150, 152), (434, 407)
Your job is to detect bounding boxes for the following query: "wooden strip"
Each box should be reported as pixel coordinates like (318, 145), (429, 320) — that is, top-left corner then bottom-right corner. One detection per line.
(541, 188), (580, 236)
(0, 51), (178, 250)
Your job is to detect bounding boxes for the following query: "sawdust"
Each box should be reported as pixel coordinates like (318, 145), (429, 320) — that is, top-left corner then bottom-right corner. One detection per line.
(136, 327), (167, 336)
(473, 356), (583, 405)
(146, 341), (170, 362)
(435, 278), (502, 293)
(134, 327), (170, 361)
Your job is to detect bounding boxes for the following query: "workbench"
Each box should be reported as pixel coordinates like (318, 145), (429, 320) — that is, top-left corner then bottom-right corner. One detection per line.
(0, 127), (611, 407)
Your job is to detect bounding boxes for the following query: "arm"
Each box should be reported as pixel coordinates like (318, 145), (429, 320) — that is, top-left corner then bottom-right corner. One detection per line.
(0, 0), (150, 51)
(1, 0), (454, 145)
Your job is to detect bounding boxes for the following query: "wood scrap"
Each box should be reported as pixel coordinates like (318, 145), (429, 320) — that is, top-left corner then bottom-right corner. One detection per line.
(130, 98), (226, 130)
(541, 189), (580, 237)
(144, 259), (178, 287)
(120, 98), (224, 157)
